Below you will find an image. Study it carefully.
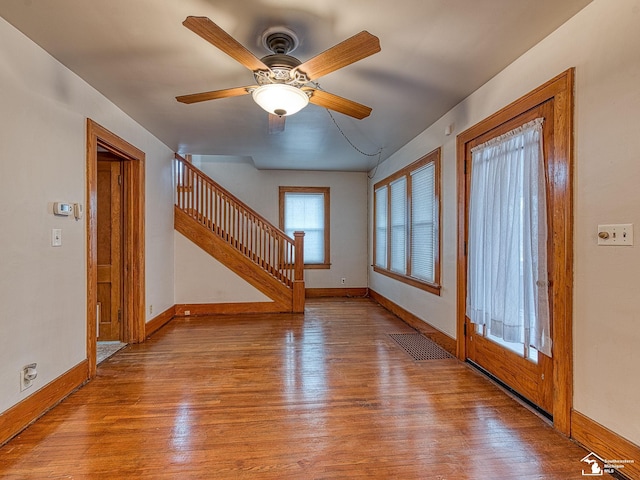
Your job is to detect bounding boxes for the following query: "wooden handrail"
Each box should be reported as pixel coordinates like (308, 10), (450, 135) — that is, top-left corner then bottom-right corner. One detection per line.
(173, 154), (304, 292)
(175, 154), (291, 238)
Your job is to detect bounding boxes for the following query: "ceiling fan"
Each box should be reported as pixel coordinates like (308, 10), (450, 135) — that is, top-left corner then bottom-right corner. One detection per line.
(176, 16), (381, 129)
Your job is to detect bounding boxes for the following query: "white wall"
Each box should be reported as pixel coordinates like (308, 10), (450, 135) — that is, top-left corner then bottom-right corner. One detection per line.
(0, 18), (174, 413)
(369, 0), (640, 445)
(174, 231), (271, 304)
(179, 156), (368, 295)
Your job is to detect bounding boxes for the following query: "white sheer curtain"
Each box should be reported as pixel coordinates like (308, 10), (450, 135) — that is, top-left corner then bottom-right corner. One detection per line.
(466, 118), (552, 357)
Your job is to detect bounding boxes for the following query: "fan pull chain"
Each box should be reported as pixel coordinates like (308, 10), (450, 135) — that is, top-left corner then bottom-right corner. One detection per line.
(323, 107), (383, 178)
(325, 108), (381, 157)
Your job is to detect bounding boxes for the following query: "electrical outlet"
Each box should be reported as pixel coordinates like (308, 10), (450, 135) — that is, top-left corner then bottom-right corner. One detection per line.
(341, 278), (346, 285)
(149, 304), (153, 315)
(21, 363), (37, 391)
(184, 310), (191, 316)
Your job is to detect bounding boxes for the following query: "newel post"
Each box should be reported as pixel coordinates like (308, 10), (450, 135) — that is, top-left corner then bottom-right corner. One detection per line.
(292, 231), (305, 313)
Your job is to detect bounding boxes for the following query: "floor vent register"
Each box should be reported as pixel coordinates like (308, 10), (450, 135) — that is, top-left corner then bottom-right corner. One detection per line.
(388, 333), (455, 361)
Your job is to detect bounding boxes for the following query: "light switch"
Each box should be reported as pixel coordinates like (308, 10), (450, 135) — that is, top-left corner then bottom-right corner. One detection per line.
(52, 228), (62, 247)
(597, 224), (633, 246)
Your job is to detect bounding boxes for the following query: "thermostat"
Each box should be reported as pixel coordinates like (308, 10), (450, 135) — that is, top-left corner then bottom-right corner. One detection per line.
(53, 202), (73, 216)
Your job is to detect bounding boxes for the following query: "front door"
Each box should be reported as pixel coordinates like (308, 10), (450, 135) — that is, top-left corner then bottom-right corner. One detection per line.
(97, 154), (124, 341)
(463, 101), (555, 415)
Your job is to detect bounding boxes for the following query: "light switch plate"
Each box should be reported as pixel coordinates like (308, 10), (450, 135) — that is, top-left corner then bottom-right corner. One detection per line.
(597, 224), (633, 246)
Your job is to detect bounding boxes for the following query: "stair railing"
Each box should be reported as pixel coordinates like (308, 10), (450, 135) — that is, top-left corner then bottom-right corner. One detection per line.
(173, 155), (304, 294)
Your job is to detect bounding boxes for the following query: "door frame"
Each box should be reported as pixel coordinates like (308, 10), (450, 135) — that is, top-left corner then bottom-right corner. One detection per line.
(86, 119), (145, 378)
(456, 69), (574, 435)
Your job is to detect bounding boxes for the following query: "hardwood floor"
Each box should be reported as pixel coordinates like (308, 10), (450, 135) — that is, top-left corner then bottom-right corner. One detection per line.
(1, 298), (601, 479)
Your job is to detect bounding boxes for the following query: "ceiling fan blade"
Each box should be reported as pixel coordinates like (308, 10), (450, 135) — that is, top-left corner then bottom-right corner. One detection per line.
(294, 31), (380, 81)
(183, 16), (269, 72)
(176, 86), (254, 104)
(305, 88), (372, 119)
(268, 114), (286, 134)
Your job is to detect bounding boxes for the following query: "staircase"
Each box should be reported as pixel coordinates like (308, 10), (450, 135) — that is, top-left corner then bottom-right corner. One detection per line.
(173, 154), (305, 313)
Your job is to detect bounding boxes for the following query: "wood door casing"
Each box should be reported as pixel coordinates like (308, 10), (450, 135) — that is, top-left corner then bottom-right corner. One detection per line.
(87, 119), (146, 379)
(456, 69), (574, 434)
(97, 155), (123, 342)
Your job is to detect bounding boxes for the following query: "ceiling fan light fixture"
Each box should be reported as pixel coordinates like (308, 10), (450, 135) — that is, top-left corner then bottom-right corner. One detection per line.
(252, 84), (309, 116)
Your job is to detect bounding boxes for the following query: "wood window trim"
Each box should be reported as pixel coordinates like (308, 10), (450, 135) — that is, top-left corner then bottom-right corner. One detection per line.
(456, 68), (574, 435)
(279, 186), (331, 269)
(373, 148), (441, 295)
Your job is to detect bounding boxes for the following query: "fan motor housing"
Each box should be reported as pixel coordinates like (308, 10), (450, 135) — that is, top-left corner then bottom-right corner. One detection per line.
(261, 54), (301, 70)
(256, 54), (303, 85)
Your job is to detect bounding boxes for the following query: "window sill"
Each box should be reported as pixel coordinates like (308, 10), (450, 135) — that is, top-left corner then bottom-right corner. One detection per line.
(372, 266), (441, 296)
(305, 263), (331, 270)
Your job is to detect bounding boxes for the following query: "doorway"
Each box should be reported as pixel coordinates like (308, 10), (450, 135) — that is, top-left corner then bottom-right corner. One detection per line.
(97, 153), (124, 342)
(87, 119), (145, 378)
(456, 70), (574, 434)
(464, 102), (554, 415)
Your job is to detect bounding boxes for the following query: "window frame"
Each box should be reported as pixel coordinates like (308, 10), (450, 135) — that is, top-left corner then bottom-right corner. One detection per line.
(373, 148), (441, 295)
(279, 186), (331, 269)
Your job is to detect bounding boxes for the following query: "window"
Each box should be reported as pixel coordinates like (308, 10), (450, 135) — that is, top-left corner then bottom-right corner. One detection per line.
(279, 187), (330, 268)
(373, 148), (440, 294)
(466, 118), (551, 358)
(389, 177), (407, 273)
(374, 186), (388, 268)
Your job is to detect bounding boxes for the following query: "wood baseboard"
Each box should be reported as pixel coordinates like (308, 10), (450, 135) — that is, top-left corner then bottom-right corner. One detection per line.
(571, 410), (639, 479)
(368, 289), (457, 355)
(175, 302), (289, 316)
(305, 288), (368, 298)
(0, 360), (88, 446)
(145, 305), (176, 338)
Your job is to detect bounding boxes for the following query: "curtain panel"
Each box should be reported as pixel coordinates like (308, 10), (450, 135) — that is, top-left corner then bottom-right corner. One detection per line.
(466, 117), (552, 357)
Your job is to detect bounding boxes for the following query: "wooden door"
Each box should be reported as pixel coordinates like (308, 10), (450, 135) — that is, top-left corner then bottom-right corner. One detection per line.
(97, 155), (123, 341)
(463, 101), (555, 415)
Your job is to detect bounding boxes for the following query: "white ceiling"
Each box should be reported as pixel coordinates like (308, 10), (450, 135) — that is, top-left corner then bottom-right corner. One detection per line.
(0, 0), (591, 171)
